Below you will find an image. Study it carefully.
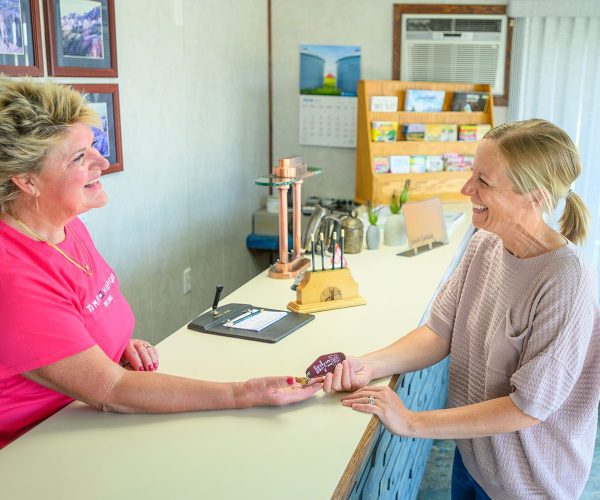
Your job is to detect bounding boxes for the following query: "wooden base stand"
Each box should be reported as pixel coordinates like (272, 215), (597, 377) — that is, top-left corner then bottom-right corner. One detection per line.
(268, 256), (311, 279)
(287, 268), (366, 313)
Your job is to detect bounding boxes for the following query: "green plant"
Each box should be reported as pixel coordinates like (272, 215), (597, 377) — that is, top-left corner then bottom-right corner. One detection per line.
(367, 201), (379, 225)
(389, 180), (411, 215)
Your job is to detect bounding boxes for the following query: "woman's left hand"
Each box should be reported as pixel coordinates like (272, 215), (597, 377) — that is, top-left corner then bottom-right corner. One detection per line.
(342, 385), (415, 437)
(120, 339), (159, 372)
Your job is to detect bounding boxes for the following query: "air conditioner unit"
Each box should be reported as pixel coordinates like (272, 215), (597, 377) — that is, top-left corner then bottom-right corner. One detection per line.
(400, 14), (508, 96)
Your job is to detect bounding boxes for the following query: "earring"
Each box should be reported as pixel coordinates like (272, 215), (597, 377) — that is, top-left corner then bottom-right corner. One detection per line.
(32, 186), (40, 212)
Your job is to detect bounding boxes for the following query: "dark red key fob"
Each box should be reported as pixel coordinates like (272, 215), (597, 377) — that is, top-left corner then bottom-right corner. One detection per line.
(306, 352), (346, 379)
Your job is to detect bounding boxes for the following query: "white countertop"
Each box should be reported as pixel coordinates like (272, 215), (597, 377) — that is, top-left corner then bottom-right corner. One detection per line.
(0, 204), (473, 500)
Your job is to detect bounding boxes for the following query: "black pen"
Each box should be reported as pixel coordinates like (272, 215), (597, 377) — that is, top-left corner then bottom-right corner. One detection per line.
(320, 232), (325, 271)
(340, 229), (345, 268)
(211, 284), (224, 315)
(224, 308), (260, 327)
(331, 231), (337, 270)
(311, 233), (316, 272)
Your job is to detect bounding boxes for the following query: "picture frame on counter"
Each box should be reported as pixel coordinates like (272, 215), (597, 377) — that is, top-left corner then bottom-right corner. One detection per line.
(44, 0), (117, 77)
(0, 0), (44, 76)
(71, 83), (123, 174)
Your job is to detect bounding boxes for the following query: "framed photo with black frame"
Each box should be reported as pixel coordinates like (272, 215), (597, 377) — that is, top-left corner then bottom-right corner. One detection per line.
(0, 0), (43, 76)
(44, 0), (117, 77)
(72, 83), (123, 174)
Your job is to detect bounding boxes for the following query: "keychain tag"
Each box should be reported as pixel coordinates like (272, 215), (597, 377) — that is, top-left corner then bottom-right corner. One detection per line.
(297, 352), (346, 385)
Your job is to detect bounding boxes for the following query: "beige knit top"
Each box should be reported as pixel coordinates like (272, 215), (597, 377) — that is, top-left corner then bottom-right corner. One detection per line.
(427, 229), (600, 499)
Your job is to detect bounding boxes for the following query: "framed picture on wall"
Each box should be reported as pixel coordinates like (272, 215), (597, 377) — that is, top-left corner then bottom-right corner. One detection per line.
(71, 83), (123, 174)
(44, 0), (117, 77)
(0, 0), (44, 76)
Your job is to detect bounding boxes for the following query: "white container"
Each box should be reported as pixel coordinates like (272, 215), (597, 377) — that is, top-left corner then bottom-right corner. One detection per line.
(384, 213), (407, 246)
(266, 195), (279, 214)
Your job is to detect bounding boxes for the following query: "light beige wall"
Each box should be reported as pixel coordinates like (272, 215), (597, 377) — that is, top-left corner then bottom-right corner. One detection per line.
(69, 0), (510, 344)
(271, 0), (508, 201)
(81, 0), (270, 344)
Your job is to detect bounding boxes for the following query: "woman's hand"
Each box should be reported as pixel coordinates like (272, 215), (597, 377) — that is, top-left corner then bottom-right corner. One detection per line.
(236, 376), (322, 408)
(120, 339), (159, 372)
(342, 385), (415, 437)
(322, 356), (373, 393)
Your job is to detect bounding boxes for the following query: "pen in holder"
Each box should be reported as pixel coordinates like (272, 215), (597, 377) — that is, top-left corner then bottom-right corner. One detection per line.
(287, 267), (366, 314)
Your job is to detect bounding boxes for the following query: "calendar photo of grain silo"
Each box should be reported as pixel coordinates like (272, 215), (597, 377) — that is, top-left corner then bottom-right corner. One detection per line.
(300, 44), (360, 97)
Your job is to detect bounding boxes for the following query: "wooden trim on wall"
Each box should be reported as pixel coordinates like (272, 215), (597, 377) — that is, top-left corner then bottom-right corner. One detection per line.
(267, 0), (273, 177)
(392, 4), (511, 106)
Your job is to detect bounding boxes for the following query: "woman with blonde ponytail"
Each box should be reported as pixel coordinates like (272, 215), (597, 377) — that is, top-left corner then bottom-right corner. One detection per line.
(317, 119), (599, 498)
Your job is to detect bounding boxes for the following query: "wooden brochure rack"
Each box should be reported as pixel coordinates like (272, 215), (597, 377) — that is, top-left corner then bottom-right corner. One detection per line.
(355, 80), (495, 205)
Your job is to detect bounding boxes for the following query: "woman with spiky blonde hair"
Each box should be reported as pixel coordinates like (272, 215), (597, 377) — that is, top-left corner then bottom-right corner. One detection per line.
(0, 78), (320, 449)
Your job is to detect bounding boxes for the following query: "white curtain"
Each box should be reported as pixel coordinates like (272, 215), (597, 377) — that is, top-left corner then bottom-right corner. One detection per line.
(507, 15), (600, 288)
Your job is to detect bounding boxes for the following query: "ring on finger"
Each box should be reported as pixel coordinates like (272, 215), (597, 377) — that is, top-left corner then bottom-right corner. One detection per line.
(368, 395), (376, 405)
(143, 343), (151, 349)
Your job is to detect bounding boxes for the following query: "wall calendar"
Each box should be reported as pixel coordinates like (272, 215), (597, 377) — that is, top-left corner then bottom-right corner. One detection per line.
(299, 95), (357, 148)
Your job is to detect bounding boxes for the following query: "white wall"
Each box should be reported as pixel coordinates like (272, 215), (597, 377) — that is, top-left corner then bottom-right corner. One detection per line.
(271, 0), (508, 201)
(80, 0), (270, 344)
(59, 0), (511, 343)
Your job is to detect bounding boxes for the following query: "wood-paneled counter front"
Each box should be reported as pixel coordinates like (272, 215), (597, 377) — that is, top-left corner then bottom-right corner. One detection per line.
(0, 204), (474, 500)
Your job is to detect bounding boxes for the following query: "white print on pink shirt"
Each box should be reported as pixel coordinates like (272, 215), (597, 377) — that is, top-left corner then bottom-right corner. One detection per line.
(85, 273), (116, 313)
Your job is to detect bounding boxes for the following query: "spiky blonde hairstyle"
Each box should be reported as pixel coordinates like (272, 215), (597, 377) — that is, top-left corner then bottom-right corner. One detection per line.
(0, 77), (100, 213)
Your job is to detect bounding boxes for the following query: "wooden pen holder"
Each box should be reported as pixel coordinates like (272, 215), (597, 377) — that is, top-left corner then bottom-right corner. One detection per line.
(287, 267), (366, 313)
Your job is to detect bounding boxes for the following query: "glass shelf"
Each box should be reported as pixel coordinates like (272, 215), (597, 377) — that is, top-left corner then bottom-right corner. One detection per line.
(254, 167), (321, 187)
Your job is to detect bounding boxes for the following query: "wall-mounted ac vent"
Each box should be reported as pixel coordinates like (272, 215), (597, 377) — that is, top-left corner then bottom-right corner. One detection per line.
(401, 14), (507, 96)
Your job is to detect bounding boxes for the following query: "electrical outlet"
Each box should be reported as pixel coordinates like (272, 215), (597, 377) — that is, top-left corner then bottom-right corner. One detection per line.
(183, 267), (192, 294)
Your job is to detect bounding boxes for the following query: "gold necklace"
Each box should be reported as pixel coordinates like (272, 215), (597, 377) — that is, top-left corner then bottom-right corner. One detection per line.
(12, 216), (92, 276)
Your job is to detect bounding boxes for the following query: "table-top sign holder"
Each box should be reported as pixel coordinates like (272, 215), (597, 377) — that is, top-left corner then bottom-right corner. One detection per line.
(255, 156), (321, 279)
(397, 198), (449, 257)
(287, 267), (366, 313)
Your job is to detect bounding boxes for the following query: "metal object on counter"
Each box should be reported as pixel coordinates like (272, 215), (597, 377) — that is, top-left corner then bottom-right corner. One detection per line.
(254, 156), (321, 279)
(340, 211), (364, 254)
(302, 204), (327, 251)
(302, 200), (360, 254)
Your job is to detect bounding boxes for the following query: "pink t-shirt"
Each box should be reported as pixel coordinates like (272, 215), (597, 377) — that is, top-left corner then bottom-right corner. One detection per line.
(0, 218), (135, 448)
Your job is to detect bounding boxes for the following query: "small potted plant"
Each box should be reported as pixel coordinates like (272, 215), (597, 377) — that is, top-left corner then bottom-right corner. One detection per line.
(366, 201), (380, 250)
(383, 180), (411, 246)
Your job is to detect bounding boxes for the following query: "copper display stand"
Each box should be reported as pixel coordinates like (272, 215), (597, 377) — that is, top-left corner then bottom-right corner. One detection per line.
(287, 268), (366, 313)
(255, 157), (321, 279)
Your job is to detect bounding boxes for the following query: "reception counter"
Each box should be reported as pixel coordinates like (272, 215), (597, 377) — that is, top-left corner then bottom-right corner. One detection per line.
(0, 203), (474, 500)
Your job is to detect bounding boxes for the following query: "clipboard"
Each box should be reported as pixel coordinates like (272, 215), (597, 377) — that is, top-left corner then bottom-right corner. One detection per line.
(187, 303), (314, 343)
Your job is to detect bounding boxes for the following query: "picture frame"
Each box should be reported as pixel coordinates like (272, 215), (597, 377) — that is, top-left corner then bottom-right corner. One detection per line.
(71, 83), (123, 174)
(44, 0), (117, 77)
(0, 0), (44, 76)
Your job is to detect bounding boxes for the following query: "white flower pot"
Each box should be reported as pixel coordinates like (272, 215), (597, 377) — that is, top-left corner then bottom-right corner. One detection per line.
(384, 213), (407, 246)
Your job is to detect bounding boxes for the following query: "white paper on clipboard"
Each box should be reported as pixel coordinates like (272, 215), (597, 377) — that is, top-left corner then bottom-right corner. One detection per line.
(233, 310), (287, 332)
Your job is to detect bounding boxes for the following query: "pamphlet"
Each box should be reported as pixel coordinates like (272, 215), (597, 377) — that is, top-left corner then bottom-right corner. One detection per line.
(404, 89), (445, 112)
(370, 96), (398, 112)
(371, 121), (398, 142)
(451, 91), (490, 112)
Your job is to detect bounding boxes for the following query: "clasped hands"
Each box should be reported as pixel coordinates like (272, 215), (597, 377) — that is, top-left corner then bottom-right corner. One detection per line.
(320, 356), (416, 437)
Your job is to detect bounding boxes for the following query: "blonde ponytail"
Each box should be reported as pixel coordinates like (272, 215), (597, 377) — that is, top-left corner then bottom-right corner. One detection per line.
(559, 190), (590, 245)
(485, 119), (591, 245)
